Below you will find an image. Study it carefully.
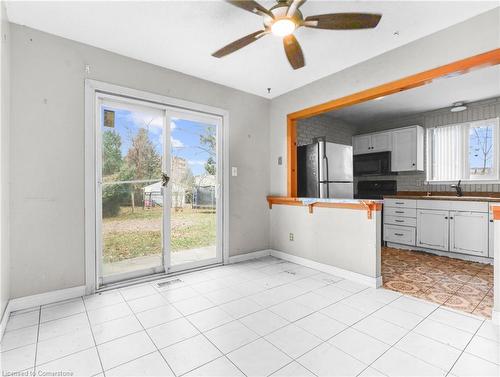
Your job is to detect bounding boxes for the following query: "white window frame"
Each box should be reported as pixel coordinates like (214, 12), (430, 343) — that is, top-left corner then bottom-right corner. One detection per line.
(426, 117), (500, 184)
(84, 80), (230, 295)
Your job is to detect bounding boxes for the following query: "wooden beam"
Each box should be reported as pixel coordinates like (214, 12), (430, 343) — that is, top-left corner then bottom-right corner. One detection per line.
(289, 49), (500, 120)
(286, 48), (500, 196)
(287, 117), (298, 197)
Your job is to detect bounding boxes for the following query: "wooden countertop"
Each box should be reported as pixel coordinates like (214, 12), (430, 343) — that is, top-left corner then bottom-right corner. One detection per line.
(384, 194), (500, 203)
(266, 196), (382, 219)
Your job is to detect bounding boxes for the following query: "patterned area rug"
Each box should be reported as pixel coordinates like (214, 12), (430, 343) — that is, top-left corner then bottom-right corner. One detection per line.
(382, 247), (493, 318)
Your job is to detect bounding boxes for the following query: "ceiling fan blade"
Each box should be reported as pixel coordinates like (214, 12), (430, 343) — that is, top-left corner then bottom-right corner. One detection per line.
(225, 0), (274, 18)
(287, 0), (306, 17)
(304, 13), (382, 30)
(212, 30), (268, 58)
(283, 34), (305, 70)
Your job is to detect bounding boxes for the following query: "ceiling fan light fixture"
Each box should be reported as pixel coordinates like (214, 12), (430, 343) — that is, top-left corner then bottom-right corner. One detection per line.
(271, 18), (296, 37)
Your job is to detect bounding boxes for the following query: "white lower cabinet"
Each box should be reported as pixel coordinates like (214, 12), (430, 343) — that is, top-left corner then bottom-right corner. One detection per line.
(384, 225), (415, 245)
(384, 198), (493, 259)
(449, 211), (488, 257)
(416, 209), (449, 251)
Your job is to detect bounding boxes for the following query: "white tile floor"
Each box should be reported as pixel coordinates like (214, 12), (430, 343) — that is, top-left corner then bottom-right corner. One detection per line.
(1, 256), (499, 377)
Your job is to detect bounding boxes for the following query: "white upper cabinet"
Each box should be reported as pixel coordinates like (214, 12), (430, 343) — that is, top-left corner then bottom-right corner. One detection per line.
(371, 132), (392, 152)
(352, 131), (392, 154)
(353, 125), (424, 172)
(391, 126), (424, 172)
(352, 134), (372, 154)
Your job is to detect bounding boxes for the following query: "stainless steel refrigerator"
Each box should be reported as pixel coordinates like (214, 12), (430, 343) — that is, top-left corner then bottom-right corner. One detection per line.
(297, 138), (353, 199)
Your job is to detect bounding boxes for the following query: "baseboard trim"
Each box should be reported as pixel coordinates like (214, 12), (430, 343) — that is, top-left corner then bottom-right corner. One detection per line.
(0, 300), (13, 341)
(228, 249), (271, 264)
(270, 249), (382, 288)
(9, 285), (86, 312)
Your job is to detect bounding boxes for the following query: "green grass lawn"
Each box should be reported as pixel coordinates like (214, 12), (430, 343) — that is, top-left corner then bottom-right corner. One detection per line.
(103, 206), (216, 263)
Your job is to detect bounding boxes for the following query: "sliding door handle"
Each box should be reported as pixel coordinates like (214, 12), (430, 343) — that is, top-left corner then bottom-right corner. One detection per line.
(161, 173), (170, 187)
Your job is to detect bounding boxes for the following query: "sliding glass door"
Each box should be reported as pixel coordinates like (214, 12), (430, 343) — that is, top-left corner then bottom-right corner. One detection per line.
(96, 95), (222, 286)
(167, 110), (222, 272)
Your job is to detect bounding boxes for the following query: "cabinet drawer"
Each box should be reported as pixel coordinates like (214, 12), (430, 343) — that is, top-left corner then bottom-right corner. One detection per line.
(384, 207), (417, 218)
(416, 200), (488, 212)
(384, 216), (417, 227)
(384, 199), (417, 208)
(384, 225), (416, 246)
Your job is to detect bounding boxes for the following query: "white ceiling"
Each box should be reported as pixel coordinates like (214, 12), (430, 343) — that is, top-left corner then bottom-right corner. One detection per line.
(5, 1), (499, 98)
(327, 64), (500, 127)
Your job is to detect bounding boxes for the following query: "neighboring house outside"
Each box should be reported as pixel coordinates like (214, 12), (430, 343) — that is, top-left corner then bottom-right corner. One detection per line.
(193, 174), (216, 209)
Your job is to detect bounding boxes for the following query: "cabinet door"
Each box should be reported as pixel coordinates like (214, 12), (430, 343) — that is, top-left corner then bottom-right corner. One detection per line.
(417, 209), (449, 251)
(352, 135), (371, 155)
(371, 132), (392, 152)
(392, 128), (416, 171)
(450, 211), (488, 257)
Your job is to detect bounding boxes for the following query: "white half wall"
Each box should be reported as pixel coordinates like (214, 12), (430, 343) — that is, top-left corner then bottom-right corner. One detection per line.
(270, 205), (381, 281)
(9, 24), (270, 299)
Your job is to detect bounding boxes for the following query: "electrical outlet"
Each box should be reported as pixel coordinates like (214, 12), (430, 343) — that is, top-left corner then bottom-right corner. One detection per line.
(231, 167), (238, 177)
(289, 233), (294, 241)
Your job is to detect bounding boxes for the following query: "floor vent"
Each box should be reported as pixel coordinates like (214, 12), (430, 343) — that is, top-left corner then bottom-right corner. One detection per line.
(156, 278), (183, 288)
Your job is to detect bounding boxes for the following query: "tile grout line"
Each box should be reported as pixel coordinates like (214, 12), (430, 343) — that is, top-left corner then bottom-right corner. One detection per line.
(355, 297), (444, 376)
(116, 289), (179, 377)
(4, 256), (494, 376)
(444, 321), (484, 377)
(31, 306), (42, 372)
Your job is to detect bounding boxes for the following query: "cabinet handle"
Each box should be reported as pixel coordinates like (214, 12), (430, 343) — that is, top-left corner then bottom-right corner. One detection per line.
(395, 202), (404, 205)
(394, 233), (404, 236)
(490, 219), (494, 223)
(395, 220), (404, 223)
(395, 211), (404, 214)
(450, 217), (454, 220)
(412, 163), (416, 166)
(444, 216), (448, 219)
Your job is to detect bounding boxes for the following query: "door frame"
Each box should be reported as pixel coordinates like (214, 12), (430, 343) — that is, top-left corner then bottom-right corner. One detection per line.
(84, 80), (230, 294)
(96, 93), (170, 287)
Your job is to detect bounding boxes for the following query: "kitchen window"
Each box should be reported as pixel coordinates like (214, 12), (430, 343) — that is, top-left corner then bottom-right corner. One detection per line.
(427, 117), (499, 182)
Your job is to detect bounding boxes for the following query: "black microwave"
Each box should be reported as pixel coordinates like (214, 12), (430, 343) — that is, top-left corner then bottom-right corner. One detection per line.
(353, 151), (392, 176)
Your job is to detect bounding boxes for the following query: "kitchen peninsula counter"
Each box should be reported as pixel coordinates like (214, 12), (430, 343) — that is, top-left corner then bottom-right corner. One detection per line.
(267, 196), (382, 287)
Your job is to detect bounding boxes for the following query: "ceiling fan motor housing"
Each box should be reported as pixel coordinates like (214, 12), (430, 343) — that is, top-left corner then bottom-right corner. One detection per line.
(264, 2), (303, 29)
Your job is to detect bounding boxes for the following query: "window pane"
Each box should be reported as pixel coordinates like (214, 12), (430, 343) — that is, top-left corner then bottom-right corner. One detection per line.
(101, 101), (164, 183)
(429, 124), (465, 181)
(469, 123), (494, 178)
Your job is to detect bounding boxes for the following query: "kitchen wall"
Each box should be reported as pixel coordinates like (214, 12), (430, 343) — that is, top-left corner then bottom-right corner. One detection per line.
(296, 114), (356, 146)
(9, 24), (270, 299)
(269, 8), (500, 196)
(354, 97), (500, 193)
(0, 2), (10, 319)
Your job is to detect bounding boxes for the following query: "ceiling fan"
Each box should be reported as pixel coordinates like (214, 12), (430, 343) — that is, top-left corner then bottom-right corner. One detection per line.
(212, 0), (382, 70)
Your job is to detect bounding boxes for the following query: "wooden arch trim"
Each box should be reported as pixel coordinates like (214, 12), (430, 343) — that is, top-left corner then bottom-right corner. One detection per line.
(287, 48), (500, 197)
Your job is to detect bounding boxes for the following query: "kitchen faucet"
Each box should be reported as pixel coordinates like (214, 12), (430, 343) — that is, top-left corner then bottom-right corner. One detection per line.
(451, 180), (463, 197)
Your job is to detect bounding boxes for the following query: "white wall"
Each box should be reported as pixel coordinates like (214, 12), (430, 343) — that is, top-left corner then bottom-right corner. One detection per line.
(270, 205), (381, 281)
(269, 8), (500, 196)
(0, 2), (11, 319)
(9, 24), (270, 299)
